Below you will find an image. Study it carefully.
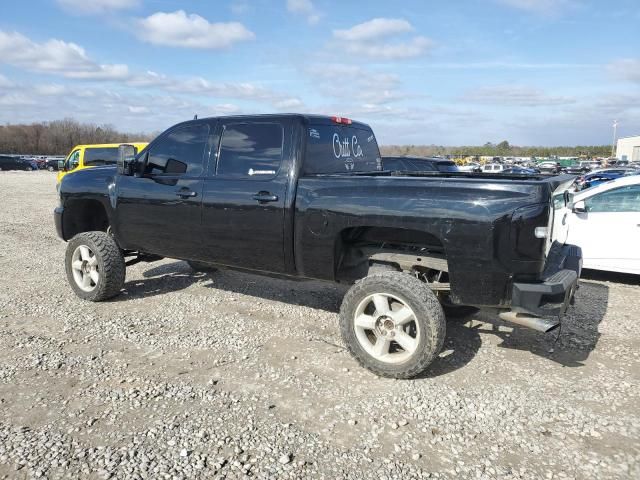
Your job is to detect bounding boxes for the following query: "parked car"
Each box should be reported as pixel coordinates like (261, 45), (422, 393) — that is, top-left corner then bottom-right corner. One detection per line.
(575, 169), (639, 191)
(457, 162), (482, 173)
(501, 167), (540, 175)
(562, 164), (590, 175)
(537, 162), (561, 175)
(0, 155), (35, 171)
(583, 161), (601, 170)
(57, 143), (149, 184)
(33, 157), (47, 169)
(382, 156), (459, 173)
(481, 163), (505, 173)
(556, 176), (640, 274)
(54, 114), (581, 379)
(45, 156), (64, 171)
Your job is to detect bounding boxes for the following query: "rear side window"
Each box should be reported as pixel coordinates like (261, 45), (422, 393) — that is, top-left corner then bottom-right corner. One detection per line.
(144, 123), (209, 176)
(84, 147), (120, 167)
(304, 125), (381, 174)
(217, 123), (284, 178)
(382, 158), (405, 171)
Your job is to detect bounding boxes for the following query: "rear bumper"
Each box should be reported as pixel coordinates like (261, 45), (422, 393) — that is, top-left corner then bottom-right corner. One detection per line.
(510, 243), (582, 318)
(54, 206), (64, 240)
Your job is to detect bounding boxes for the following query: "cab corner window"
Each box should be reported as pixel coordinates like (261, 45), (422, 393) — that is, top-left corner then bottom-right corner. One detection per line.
(144, 123), (209, 176)
(217, 123), (284, 178)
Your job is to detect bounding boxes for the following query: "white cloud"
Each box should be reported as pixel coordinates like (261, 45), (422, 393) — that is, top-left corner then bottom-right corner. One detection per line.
(127, 105), (149, 114)
(273, 98), (304, 110)
(307, 63), (404, 102)
(345, 36), (433, 60)
(33, 84), (66, 95)
(137, 10), (255, 49)
(462, 85), (576, 106)
(230, 0), (252, 15)
(286, 0), (322, 25)
(0, 73), (14, 88)
(56, 0), (139, 14)
(332, 18), (432, 59)
(0, 30), (129, 79)
(607, 58), (640, 83)
(495, 0), (574, 15)
(0, 92), (37, 106)
(333, 18), (413, 41)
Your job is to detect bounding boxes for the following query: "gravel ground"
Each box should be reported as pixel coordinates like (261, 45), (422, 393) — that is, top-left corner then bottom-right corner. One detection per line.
(0, 170), (639, 479)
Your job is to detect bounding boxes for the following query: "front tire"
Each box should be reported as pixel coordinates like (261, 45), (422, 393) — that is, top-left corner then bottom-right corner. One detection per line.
(65, 231), (125, 301)
(340, 271), (446, 379)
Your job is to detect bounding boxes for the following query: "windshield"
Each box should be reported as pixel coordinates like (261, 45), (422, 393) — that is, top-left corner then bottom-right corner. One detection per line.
(303, 124), (381, 174)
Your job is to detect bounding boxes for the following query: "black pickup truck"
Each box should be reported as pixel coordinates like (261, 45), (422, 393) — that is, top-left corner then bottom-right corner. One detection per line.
(54, 114), (581, 378)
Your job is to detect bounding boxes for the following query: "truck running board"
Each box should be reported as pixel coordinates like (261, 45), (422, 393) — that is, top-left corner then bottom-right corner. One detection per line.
(498, 311), (560, 333)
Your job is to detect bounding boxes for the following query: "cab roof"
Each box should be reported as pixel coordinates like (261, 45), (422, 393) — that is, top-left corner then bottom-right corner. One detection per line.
(187, 114), (373, 130)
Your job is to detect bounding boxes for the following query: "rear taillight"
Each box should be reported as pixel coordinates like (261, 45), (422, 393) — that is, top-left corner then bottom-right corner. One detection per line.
(331, 116), (352, 125)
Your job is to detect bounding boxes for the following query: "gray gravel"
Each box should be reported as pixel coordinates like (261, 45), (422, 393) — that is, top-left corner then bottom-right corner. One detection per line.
(0, 170), (639, 479)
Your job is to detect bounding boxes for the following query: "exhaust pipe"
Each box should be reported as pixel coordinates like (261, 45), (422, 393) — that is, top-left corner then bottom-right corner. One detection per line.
(498, 311), (559, 333)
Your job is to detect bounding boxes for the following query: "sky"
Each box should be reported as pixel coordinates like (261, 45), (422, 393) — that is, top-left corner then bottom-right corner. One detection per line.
(0, 0), (639, 146)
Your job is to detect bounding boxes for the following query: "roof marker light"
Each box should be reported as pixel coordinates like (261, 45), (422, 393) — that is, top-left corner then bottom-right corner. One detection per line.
(331, 116), (352, 125)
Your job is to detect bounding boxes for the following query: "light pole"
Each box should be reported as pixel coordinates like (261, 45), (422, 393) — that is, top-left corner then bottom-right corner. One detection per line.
(611, 120), (618, 158)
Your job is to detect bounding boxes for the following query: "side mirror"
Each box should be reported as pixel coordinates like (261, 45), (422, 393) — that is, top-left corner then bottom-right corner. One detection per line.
(572, 200), (587, 213)
(117, 144), (137, 176)
(58, 160), (65, 171)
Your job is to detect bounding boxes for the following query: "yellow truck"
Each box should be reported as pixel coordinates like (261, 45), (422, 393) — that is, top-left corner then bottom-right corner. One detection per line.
(57, 143), (148, 184)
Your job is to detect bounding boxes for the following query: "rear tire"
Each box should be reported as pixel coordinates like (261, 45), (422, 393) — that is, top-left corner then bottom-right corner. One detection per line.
(340, 271), (446, 379)
(187, 260), (217, 273)
(65, 231), (125, 301)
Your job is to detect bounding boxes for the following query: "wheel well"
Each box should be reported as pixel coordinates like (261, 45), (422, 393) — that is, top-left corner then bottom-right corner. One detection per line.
(62, 199), (109, 240)
(335, 226), (446, 282)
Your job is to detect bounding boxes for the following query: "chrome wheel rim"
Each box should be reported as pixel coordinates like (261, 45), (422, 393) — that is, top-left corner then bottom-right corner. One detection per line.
(71, 245), (99, 292)
(353, 293), (420, 364)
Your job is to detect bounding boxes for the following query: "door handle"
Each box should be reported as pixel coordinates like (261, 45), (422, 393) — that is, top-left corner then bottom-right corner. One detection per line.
(253, 192), (279, 203)
(175, 189), (197, 198)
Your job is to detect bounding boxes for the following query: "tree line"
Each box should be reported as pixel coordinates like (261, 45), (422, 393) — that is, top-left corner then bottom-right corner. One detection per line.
(1, 120), (612, 158)
(380, 140), (612, 158)
(0, 119), (156, 156)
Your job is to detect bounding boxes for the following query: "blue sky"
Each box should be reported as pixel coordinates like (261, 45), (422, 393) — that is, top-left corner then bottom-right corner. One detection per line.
(0, 0), (639, 145)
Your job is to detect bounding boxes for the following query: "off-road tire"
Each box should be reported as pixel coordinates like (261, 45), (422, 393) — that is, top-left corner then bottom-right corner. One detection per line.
(65, 231), (125, 301)
(187, 260), (217, 273)
(367, 262), (398, 274)
(340, 271), (446, 379)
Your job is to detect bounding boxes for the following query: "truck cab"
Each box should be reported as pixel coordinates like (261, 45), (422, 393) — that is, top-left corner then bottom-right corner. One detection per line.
(57, 143), (148, 184)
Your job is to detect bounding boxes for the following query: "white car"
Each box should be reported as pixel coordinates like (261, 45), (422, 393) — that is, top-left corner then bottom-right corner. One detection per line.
(458, 162), (481, 172)
(554, 176), (640, 274)
(481, 163), (504, 173)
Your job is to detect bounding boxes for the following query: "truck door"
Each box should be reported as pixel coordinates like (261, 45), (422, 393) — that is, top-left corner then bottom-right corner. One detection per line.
(199, 120), (290, 273)
(114, 122), (211, 259)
